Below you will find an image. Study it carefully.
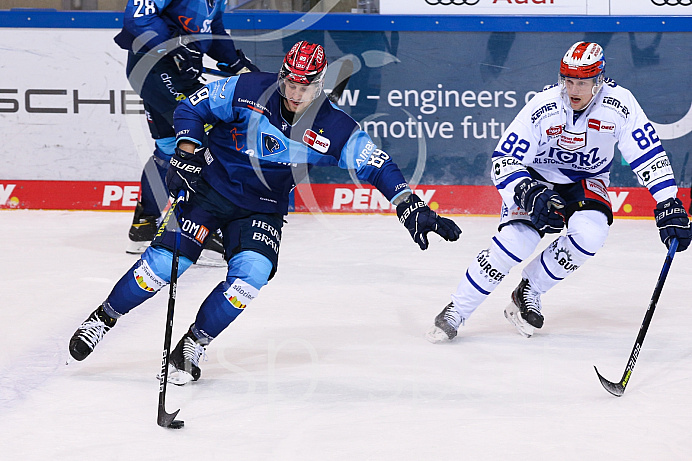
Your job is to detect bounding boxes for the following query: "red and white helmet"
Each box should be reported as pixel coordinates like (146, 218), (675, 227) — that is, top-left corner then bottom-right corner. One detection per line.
(559, 42), (606, 91)
(278, 41), (327, 100)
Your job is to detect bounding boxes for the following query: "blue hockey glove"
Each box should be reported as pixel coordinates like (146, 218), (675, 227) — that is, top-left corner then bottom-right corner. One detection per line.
(513, 178), (566, 234)
(654, 197), (691, 252)
(172, 36), (203, 81)
(396, 194), (462, 250)
(165, 147), (206, 200)
(217, 50), (260, 75)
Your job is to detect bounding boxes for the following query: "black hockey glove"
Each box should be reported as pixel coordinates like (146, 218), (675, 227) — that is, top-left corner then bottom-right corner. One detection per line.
(166, 147), (206, 200)
(654, 197), (691, 252)
(396, 194), (461, 250)
(513, 178), (566, 234)
(217, 50), (260, 75)
(172, 36), (203, 81)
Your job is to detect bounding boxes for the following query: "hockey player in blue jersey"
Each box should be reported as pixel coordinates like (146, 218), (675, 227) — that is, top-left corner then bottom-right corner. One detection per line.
(426, 42), (692, 343)
(69, 41), (461, 383)
(114, 0), (258, 258)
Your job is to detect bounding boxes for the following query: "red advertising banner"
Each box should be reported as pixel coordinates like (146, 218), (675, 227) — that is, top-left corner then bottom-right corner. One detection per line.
(0, 180), (141, 211)
(295, 184), (691, 218)
(1, 180), (690, 218)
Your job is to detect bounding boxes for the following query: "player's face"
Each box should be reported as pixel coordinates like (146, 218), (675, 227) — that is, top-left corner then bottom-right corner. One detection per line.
(282, 80), (319, 113)
(563, 77), (597, 111)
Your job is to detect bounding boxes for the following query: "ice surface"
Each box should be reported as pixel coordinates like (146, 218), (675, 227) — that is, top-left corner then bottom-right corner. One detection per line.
(1, 210), (691, 460)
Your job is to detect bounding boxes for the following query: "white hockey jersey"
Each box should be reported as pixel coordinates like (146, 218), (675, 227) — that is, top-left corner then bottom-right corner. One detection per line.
(491, 79), (677, 207)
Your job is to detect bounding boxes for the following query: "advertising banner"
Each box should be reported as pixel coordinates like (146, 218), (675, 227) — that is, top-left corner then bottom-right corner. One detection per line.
(610, 0), (692, 15)
(379, 0), (590, 15)
(379, 0), (692, 15)
(1, 20), (691, 216)
(2, 180), (688, 218)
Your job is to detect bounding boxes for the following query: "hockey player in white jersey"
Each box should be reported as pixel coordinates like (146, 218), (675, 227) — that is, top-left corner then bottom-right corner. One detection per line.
(427, 41), (692, 342)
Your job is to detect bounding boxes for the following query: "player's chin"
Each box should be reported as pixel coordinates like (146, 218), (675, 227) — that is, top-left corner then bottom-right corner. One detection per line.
(289, 100), (308, 111)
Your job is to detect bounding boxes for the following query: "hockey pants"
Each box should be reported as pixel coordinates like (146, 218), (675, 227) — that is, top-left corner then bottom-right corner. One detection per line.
(450, 210), (609, 321)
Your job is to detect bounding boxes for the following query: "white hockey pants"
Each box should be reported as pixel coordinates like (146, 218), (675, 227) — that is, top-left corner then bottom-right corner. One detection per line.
(450, 210), (609, 321)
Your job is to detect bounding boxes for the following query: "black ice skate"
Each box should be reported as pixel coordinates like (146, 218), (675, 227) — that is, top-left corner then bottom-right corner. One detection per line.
(504, 278), (544, 338)
(167, 329), (207, 385)
(426, 302), (463, 343)
(126, 201), (159, 254)
(69, 304), (117, 361)
(196, 230), (226, 267)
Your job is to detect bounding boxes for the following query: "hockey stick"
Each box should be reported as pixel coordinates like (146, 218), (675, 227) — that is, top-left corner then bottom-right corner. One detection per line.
(157, 191), (186, 429)
(594, 237), (679, 397)
(203, 67), (232, 78)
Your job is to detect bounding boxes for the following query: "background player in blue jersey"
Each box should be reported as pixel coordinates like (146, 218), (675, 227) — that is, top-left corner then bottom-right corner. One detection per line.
(427, 42), (692, 343)
(114, 0), (258, 259)
(69, 41), (461, 384)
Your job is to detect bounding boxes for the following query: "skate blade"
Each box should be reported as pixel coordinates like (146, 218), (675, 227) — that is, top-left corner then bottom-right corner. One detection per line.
(426, 325), (454, 344)
(195, 249), (227, 267)
(504, 303), (534, 338)
(126, 239), (150, 254)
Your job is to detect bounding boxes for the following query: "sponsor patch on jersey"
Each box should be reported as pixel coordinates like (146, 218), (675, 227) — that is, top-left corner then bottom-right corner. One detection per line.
(602, 96), (630, 119)
(584, 178), (611, 203)
(261, 133), (287, 157)
(587, 119), (615, 134)
(633, 153), (674, 187)
(557, 130), (586, 151)
(223, 279), (259, 310)
(303, 129), (331, 154)
(531, 102), (558, 124)
(133, 260), (166, 293)
(546, 125), (563, 137)
(492, 156), (526, 183)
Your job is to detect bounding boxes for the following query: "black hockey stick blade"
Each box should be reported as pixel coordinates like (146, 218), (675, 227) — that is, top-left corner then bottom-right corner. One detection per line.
(157, 407), (182, 428)
(328, 59), (354, 104)
(594, 238), (678, 397)
(593, 366), (625, 397)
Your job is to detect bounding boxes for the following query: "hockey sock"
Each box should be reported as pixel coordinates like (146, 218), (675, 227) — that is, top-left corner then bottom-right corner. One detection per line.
(451, 223), (541, 320)
(193, 251), (272, 340)
(140, 138), (175, 216)
(106, 246), (193, 316)
(523, 210), (609, 293)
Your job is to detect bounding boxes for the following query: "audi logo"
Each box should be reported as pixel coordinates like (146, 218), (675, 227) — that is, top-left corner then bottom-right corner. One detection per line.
(651, 0), (692, 5)
(425, 0), (480, 5)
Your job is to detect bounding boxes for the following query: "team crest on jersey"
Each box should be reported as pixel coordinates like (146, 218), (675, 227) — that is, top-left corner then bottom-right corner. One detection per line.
(303, 129), (331, 154)
(557, 130), (586, 151)
(587, 119), (615, 134)
(261, 133), (287, 157)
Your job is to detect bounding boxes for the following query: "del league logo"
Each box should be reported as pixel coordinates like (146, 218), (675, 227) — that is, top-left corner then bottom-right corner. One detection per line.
(303, 129), (331, 153)
(588, 119), (616, 134)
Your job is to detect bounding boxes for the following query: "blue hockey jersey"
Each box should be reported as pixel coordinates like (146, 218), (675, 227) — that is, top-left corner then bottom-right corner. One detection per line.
(114, 0), (237, 62)
(174, 72), (411, 214)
